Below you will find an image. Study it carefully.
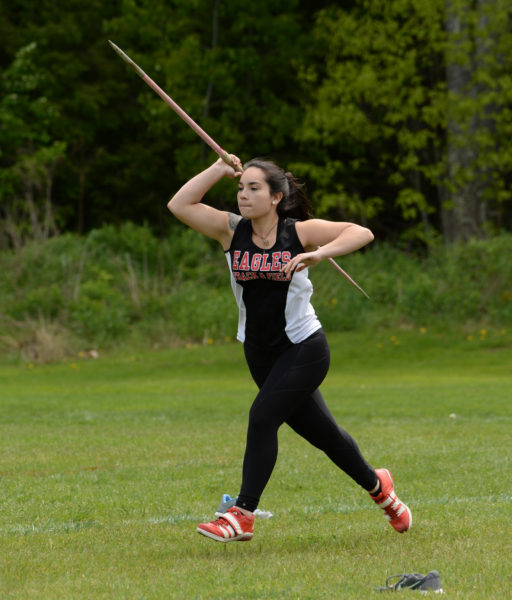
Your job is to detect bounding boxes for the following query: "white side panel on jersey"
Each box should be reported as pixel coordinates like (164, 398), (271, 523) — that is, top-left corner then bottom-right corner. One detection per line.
(225, 253), (247, 342)
(284, 268), (321, 343)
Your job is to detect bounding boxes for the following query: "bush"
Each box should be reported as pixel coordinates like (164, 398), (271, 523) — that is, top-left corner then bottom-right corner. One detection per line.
(1, 225), (510, 360)
(309, 235), (512, 330)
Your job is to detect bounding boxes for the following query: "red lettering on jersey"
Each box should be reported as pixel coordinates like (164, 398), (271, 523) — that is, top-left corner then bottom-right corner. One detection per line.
(251, 254), (262, 271)
(271, 252), (281, 271)
(260, 253), (271, 271)
(234, 271), (259, 281)
(266, 272), (289, 281)
(239, 251), (250, 270)
(233, 250), (291, 278)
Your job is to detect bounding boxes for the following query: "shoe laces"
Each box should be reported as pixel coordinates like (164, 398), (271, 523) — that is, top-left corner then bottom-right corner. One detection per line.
(384, 573), (423, 591)
(210, 514), (231, 527)
(213, 508), (246, 526)
(374, 572), (442, 593)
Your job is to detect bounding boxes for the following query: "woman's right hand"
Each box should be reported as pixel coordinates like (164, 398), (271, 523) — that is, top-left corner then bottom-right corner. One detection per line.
(216, 154), (242, 178)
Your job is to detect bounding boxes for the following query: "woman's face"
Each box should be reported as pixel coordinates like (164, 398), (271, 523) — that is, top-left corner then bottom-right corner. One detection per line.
(237, 167), (280, 219)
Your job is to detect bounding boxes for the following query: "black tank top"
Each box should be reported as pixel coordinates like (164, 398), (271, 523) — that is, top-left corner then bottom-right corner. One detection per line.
(225, 217), (321, 349)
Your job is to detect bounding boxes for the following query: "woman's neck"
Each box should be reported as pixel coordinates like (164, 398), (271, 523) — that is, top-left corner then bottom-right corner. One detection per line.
(251, 214), (280, 248)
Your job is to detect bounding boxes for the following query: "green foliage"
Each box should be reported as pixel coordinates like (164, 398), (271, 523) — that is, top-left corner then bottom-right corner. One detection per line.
(1, 1), (511, 245)
(1, 0), (326, 238)
(0, 224), (234, 355)
(0, 42), (67, 247)
(295, 0), (512, 242)
(1, 225), (511, 360)
(167, 283), (235, 341)
(312, 234), (512, 330)
(68, 270), (131, 343)
(296, 2), (446, 224)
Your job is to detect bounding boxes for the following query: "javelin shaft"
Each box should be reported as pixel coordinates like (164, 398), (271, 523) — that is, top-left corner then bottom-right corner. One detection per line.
(108, 41), (240, 171)
(327, 257), (370, 299)
(109, 41), (370, 299)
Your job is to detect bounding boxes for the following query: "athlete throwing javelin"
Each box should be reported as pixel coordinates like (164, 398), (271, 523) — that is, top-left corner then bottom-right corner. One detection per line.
(168, 155), (412, 542)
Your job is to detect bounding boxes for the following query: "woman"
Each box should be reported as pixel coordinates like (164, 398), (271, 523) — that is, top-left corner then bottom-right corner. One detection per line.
(168, 155), (411, 542)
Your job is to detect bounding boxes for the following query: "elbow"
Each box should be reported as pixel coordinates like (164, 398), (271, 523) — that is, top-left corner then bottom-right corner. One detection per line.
(167, 197), (178, 215)
(349, 224), (373, 246)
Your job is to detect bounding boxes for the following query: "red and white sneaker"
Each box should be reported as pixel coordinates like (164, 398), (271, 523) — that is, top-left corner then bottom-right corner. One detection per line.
(371, 468), (412, 533)
(197, 506), (254, 542)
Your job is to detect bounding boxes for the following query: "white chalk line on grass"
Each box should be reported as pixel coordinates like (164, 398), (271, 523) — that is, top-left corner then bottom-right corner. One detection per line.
(2, 519), (102, 537)
(2, 494), (509, 537)
(298, 492), (511, 516)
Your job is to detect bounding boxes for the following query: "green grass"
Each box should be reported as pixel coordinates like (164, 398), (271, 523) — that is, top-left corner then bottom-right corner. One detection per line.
(0, 327), (511, 599)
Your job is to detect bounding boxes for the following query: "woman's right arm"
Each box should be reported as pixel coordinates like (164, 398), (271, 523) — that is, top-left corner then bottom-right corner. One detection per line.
(167, 156), (242, 248)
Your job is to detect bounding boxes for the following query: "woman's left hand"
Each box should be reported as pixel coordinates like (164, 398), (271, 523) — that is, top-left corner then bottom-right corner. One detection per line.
(281, 249), (323, 276)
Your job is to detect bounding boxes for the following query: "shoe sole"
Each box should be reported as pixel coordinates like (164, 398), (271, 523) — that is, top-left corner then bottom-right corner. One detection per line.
(405, 505), (412, 531)
(197, 527), (253, 542)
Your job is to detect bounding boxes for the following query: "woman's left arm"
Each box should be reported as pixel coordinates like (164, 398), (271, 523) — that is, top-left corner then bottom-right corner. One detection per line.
(282, 219), (374, 275)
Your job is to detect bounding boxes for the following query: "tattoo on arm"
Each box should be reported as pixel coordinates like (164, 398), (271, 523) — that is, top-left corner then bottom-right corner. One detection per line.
(228, 212), (242, 231)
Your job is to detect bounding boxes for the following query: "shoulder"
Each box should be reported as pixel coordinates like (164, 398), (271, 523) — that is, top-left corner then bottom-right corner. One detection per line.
(294, 218), (319, 233)
(220, 212), (244, 252)
(294, 218), (331, 251)
(225, 214), (251, 251)
(295, 218), (373, 249)
(228, 212), (243, 232)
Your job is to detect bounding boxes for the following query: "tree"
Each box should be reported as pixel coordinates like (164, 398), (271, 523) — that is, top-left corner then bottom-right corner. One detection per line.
(2, 1), (509, 244)
(295, 0), (512, 244)
(443, 0), (512, 241)
(0, 0), (331, 239)
(0, 42), (66, 248)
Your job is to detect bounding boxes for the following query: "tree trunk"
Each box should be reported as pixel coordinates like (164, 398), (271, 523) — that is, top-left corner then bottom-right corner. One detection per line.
(444, 0), (475, 241)
(443, 0), (495, 241)
(43, 166), (59, 240)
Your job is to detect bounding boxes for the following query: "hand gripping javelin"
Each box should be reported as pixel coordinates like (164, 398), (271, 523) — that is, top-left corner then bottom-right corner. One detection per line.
(108, 41), (370, 299)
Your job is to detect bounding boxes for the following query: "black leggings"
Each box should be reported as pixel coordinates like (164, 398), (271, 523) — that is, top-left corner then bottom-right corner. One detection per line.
(236, 329), (378, 512)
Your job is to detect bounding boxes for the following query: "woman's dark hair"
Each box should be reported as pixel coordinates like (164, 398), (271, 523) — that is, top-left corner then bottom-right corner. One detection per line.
(243, 158), (312, 221)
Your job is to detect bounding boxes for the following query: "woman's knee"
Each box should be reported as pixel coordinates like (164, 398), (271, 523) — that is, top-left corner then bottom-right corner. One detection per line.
(248, 396), (281, 432)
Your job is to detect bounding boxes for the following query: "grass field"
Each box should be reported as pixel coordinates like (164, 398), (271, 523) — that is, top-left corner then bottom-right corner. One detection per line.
(0, 327), (511, 599)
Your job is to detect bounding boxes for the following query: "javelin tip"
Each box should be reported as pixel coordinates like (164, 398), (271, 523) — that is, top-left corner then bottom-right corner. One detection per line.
(108, 40), (123, 55)
(108, 40), (146, 78)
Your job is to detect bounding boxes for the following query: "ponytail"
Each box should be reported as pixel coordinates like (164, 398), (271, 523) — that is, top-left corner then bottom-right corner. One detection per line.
(278, 172), (312, 221)
(243, 159), (312, 221)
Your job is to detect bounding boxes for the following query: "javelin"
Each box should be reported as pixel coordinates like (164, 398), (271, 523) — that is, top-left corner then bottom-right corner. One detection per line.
(108, 41), (370, 299)
(108, 41), (240, 173)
